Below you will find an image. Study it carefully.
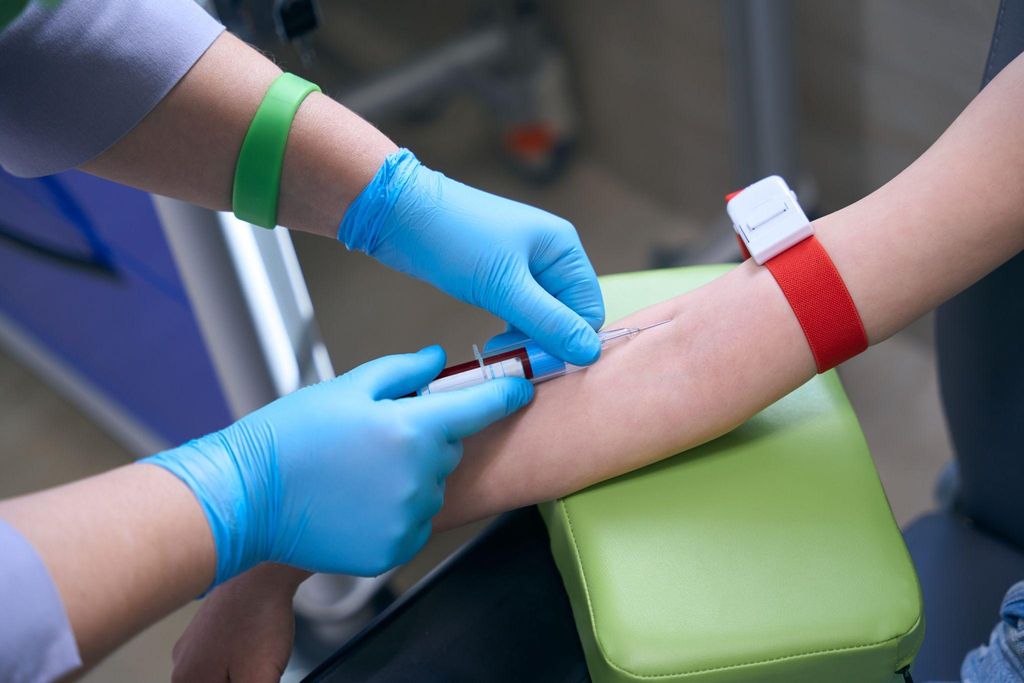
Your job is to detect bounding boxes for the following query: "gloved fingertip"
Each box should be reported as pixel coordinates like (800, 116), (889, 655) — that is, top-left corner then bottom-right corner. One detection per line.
(416, 344), (446, 363)
(566, 325), (602, 366)
(491, 377), (534, 416)
(483, 330), (528, 353)
(511, 377), (535, 409)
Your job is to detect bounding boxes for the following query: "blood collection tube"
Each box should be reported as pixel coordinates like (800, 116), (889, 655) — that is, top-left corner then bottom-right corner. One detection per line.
(415, 321), (670, 396)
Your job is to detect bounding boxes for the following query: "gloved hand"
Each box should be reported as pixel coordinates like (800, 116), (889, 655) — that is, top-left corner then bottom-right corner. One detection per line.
(143, 346), (533, 587)
(340, 148), (606, 366)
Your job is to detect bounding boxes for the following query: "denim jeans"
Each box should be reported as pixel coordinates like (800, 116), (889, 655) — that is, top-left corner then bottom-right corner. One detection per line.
(960, 581), (1024, 682)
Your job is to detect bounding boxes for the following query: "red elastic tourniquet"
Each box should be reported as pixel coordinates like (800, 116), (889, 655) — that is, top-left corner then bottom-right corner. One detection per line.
(763, 236), (867, 373)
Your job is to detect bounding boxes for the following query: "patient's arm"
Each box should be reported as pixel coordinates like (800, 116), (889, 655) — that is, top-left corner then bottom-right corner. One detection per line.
(436, 261), (806, 529)
(173, 51), (1024, 681)
(437, 49), (1024, 529)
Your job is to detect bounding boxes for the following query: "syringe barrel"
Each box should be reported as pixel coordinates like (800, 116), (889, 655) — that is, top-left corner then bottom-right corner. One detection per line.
(417, 341), (570, 395)
(417, 328), (634, 396)
(521, 340), (571, 380)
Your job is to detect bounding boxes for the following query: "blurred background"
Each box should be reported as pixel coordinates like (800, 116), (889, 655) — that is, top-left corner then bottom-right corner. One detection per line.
(0, 0), (1000, 679)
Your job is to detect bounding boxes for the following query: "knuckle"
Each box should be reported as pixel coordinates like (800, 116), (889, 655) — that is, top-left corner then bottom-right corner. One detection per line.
(493, 378), (528, 417)
(387, 420), (422, 453)
(399, 528), (429, 564)
(370, 527), (406, 573)
(540, 303), (572, 331)
(385, 532), (411, 568)
(390, 511), (416, 538)
(429, 488), (445, 517)
(498, 385), (521, 416)
(473, 250), (521, 311)
(399, 477), (422, 506)
(553, 216), (578, 239)
(447, 441), (465, 469)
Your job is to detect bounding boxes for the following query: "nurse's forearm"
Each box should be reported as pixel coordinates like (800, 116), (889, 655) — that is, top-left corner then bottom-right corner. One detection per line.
(0, 465), (215, 667)
(436, 52), (1024, 530)
(81, 31), (396, 238)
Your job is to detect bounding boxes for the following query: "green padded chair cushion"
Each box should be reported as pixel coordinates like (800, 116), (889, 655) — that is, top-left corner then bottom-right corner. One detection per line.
(540, 265), (923, 683)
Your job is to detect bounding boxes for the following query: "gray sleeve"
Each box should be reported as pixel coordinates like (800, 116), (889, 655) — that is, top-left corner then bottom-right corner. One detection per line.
(0, 0), (225, 177)
(0, 518), (81, 683)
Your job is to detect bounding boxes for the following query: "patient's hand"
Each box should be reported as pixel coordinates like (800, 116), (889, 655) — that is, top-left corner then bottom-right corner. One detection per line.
(172, 564), (307, 683)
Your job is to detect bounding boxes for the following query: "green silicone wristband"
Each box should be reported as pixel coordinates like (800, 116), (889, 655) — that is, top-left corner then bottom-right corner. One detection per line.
(232, 73), (321, 228)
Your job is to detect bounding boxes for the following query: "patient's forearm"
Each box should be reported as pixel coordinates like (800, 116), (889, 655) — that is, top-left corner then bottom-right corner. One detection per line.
(436, 262), (810, 529)
(436, 52), (1024, 530)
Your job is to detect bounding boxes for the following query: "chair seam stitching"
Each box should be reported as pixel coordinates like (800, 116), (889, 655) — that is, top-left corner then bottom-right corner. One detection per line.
(558, 498), (916, 679)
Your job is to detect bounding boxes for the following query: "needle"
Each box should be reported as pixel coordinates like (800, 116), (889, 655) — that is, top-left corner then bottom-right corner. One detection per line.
(637, 319), (672, 332)
(593, 319), (674, 347)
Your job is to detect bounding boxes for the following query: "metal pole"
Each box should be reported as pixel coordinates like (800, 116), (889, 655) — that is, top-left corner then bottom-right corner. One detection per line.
(722, 0), (800, 186)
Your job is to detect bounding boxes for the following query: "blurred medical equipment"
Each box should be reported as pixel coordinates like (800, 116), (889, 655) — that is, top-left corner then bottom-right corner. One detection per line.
(418, 321), (671, 396)
(209, 0), (577, 180)
(654, 0), (817, 268)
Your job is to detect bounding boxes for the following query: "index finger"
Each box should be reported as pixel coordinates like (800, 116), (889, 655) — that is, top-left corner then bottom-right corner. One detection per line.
(406, 377), (534, 442)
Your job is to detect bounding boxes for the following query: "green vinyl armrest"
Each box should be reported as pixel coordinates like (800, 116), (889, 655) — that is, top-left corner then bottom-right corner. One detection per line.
(540, 265), (923, 683)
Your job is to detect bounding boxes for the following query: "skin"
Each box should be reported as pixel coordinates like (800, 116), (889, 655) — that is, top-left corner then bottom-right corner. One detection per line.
(0, 31), (397, 671)
(1, 22), (1023, 683)
(440, 52), (1024, 526)
(173, 48), (1024, 682)
(82, 32), (397, 238)
(170, 564), (304, 683)
(0, 465), (215, 665)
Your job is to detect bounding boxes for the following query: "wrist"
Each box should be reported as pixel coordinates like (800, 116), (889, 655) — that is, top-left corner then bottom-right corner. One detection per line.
(337, 148), (422, 252)
(226, 563), (310, 597)
(275, 92), (398, 237)
(141, 423), (278, 589)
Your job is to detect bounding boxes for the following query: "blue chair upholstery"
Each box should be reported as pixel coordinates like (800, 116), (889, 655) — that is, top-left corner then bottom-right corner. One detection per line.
(903, 514), (1024, 681)
(911, 2), (1024, 678)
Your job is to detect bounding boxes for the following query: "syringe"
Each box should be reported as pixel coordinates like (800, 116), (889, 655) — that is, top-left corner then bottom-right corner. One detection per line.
(416, 319), (672, 396)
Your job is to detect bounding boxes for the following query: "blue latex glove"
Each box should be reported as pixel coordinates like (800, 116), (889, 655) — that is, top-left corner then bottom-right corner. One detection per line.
(142, 346), (532, 587)
(340, 148), (606, 366)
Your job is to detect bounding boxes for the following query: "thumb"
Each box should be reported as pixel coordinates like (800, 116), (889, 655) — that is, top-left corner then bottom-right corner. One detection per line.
(494, 274), (601, 366)
(343, 346), (445, 399)
(483, 328), (528, 353)
(410, 377), (534, 441)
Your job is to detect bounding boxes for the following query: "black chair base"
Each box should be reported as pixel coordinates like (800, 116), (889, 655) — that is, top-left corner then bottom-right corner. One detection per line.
(902, 513), (1024, 681)
(302, 507), (589, 683)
